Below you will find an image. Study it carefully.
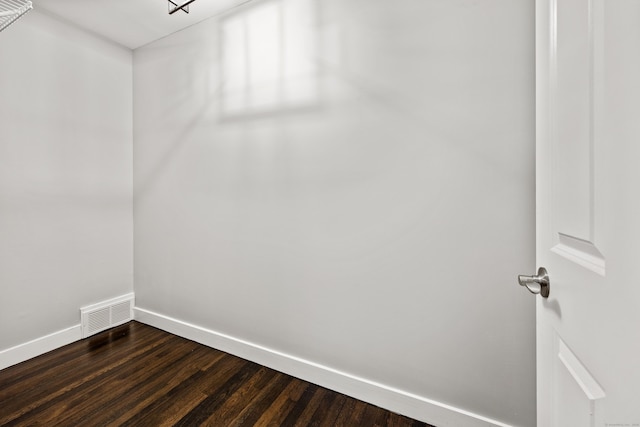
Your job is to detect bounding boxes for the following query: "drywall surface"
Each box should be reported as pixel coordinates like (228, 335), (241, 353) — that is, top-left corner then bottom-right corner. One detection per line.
(134, 0), (535, 425)
(0, 11), (133, 350)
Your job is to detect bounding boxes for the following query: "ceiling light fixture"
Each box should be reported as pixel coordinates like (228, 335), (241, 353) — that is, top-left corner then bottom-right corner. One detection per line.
(168, 0), (196, 15)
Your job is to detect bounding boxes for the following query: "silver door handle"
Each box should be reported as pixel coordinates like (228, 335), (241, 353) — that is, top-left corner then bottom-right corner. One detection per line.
(518, 267), (550, 298)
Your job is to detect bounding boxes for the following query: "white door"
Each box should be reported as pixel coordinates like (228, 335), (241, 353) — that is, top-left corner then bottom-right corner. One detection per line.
(534, 0), (640, 426)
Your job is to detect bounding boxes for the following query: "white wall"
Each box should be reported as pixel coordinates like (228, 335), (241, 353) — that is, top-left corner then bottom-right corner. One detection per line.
(134, 0), (535, 425)
(0, 11), (133, 350)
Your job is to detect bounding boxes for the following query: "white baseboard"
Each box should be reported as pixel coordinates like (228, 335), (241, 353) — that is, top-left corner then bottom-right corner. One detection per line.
(0, 325), (82, 371)
(134, 307), (512, 427)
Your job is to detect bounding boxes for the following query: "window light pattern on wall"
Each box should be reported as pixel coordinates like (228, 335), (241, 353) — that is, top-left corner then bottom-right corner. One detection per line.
(0, 0), (32, 33)
(220, 0), (318, 117)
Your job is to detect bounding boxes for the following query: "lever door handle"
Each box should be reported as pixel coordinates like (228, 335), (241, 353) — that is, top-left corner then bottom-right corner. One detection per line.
(518, 267), (550, 298)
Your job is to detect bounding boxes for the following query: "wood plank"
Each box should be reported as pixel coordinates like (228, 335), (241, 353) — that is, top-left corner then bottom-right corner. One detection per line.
(0, 322), (433, 427)
(252, 377), (309, 427)
(227, 372), (294, 426)
(201, 366), (278, 426)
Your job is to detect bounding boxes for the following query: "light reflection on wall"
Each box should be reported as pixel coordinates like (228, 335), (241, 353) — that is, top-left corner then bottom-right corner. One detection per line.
(220, 0), (317, 117)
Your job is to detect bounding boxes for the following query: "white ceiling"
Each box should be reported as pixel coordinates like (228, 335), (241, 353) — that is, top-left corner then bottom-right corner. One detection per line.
(33, 0), (249, 49)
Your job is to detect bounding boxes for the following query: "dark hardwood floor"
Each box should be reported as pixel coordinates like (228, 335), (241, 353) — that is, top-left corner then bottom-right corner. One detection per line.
(0, 321), (433, 426)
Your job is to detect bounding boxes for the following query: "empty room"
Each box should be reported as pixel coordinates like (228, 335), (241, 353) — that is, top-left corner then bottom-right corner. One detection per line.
(0, 0), (638, 426)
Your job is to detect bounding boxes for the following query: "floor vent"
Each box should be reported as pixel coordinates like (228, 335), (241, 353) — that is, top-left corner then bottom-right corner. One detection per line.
(81, 293), (134, 338)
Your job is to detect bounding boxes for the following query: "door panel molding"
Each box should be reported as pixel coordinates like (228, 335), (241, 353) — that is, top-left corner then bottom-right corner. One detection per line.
(551, 233), (605, 276)
(554, 335), (605, 427)
(547, 0), (605, 273)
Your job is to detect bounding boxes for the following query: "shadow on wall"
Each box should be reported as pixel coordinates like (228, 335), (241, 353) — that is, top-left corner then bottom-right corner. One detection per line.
(213, 0), (522, 177)
(136, 0), (529, 202)
(136, 0), (322, 198)
(218, 0), (321, 121)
